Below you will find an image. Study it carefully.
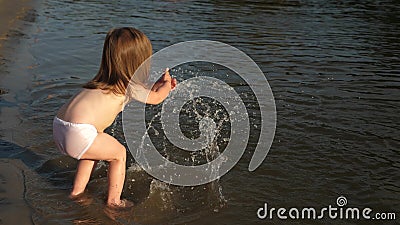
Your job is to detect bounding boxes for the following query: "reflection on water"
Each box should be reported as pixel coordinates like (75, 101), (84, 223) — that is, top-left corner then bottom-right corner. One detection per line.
(0, 0), (399, 224)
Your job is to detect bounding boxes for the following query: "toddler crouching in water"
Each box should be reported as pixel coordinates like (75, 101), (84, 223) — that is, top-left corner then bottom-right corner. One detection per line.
(53, 27), (176, 208)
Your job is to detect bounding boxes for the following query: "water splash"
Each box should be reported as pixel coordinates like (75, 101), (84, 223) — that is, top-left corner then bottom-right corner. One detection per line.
(123, 64), (235, 215)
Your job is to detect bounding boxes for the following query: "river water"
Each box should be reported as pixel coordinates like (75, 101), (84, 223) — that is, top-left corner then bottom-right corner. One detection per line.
(0, 0), (399, 224)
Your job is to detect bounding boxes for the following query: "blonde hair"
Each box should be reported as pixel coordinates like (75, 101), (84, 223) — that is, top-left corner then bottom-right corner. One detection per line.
(84, 27), (152, 95)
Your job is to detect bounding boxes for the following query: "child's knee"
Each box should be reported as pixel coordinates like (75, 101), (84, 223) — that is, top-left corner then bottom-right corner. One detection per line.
(115, 145), (126, 161)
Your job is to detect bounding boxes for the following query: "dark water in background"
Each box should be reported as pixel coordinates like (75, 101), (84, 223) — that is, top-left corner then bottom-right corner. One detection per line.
(0, 0), (399, 224)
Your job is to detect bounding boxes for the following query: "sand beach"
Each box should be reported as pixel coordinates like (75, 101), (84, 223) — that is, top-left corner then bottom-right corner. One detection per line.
(0, 0), (38, 224)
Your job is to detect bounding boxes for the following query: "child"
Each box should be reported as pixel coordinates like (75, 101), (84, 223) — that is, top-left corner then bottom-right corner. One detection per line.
(53, 27), (176, 208)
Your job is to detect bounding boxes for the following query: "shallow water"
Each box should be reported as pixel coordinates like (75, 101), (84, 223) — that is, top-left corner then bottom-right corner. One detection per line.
(0, 0), (399, 224)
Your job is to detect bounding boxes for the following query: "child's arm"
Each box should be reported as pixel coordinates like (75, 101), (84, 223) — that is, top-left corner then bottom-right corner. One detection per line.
(126, 69), (176, 105)
(146, 69), (176, 105)
(151, 68), (177, 92)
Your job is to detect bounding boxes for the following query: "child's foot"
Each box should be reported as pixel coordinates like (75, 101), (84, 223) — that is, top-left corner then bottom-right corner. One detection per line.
(107, 199), (134, 209)
(69, 192), (93, 206)
(69, 192), (85, 199)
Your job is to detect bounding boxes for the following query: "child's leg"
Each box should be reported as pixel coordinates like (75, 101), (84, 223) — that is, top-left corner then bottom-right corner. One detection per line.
(70, 159), (98, 197)
(79, 132), (127, 206)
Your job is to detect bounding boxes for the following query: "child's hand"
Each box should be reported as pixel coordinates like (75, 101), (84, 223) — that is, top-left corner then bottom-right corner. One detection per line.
(163, 68), (177, 90)
(146, 68), (176, 105)
(163, 68), (172, 83)
(152, 68), (172, 92)
(171, 77), (177, 90)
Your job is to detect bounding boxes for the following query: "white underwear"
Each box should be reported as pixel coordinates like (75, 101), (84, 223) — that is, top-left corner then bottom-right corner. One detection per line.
(53, 117), (98, 159)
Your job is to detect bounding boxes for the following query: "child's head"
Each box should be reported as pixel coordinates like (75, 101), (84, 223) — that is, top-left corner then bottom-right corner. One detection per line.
(84, 27), (152, 95)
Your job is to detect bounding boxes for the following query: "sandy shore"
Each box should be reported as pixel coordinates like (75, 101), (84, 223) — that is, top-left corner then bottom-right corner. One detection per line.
(0, 0), (35, 42)
(0, 0), (38, 224)
(0, 0), (38, 139)
(0, 159), (33, 225)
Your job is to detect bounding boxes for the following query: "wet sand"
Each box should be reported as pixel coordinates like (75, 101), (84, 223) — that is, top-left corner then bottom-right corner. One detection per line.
(0, 159), (33, 225)
(0, 0), (37, 141)
(0, 0), (34, 41)
(0, 0), (37, 224)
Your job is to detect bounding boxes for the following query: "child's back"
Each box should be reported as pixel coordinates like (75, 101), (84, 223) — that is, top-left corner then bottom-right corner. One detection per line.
(57, 88), (125, 132)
